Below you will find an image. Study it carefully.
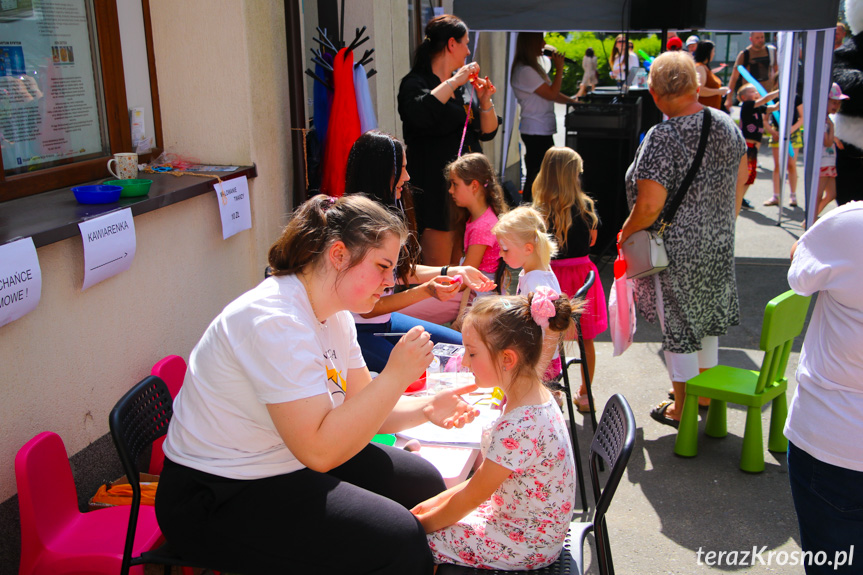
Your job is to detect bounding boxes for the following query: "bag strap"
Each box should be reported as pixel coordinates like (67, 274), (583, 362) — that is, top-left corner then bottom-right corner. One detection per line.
(657, 107), (712, 233)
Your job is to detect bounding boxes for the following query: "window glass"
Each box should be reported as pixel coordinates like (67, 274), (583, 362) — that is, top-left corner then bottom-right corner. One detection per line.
(0, 0), (109, 178)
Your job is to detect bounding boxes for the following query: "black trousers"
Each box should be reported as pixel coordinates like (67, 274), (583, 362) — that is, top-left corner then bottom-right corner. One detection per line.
(156, 444), (446, 574)
(521, 133), (555, 205)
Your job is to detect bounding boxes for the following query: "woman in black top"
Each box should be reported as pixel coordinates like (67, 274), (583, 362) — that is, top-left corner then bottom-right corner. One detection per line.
(398, 14), (499, 267)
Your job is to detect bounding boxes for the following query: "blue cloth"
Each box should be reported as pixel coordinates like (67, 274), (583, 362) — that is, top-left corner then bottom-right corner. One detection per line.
(353, 63), (377, 134)
(355, 312), (462, 374)
(313, 59), (333, 145)
(788, 442), (863, 574)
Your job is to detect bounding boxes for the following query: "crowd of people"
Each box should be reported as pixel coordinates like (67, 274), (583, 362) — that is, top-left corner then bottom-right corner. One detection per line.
(149, 13), (859, 574)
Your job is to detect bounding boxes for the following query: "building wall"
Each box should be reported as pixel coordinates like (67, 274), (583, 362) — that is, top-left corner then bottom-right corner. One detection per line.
(0, 3), (292, 568)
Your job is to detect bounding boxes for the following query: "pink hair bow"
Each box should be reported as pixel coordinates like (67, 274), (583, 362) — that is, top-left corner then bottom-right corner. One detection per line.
(530, 286), (559, 328)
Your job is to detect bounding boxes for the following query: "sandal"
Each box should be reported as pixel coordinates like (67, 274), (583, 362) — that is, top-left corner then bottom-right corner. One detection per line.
(574, 393), (592, 413)
(650, 400), (679, 429)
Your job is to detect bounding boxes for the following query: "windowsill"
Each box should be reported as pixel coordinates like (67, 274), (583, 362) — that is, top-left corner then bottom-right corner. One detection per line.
(0, 165), (257, 248)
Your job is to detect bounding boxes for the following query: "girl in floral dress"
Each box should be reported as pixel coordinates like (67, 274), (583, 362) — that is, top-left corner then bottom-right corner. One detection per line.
(411, 290), (578, 570)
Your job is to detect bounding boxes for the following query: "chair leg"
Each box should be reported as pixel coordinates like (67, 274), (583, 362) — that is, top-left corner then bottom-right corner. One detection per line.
(740, 406), (766, 473)
(704, 399), (727, 438)
(563, 389), (589, 514)
(674, 393), (700, 457)
(767, 392), (789, 453)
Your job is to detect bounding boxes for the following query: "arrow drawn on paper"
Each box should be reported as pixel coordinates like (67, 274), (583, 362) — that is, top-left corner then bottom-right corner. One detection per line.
(90, 252), (128, 270)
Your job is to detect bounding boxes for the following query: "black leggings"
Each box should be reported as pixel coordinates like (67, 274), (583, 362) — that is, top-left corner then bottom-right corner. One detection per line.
(521, 133), (555, 205)
(156, 444), (446, 574)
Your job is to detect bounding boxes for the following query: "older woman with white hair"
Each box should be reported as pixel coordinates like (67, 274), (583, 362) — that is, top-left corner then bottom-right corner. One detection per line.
(618, 51), (749, 429)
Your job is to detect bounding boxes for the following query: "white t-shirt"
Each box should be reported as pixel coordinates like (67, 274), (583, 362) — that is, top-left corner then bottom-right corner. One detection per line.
(517, 269), (562, 360)
(163, 274), (365, 479)
(511, 64), (556, 136)
(611, 52), (640, 81)
(784, 201), (863, 472)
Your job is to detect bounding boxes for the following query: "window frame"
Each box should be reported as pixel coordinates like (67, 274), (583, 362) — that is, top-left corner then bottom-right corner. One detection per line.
(0, 0), (161, 203)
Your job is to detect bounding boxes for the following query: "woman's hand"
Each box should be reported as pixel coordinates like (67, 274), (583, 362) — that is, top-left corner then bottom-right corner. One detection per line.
(476, 76), (497, 105)
(452, 62), (480, 87)
(451, 265), (497, 292)
(424, 276), (461, 301)
(551, 52), (566, 72)
(381, 326), (434, 385)
(423, 382), (480, 428)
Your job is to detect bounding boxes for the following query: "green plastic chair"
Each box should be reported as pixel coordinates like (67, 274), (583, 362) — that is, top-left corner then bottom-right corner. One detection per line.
(674, 291), (811, 473)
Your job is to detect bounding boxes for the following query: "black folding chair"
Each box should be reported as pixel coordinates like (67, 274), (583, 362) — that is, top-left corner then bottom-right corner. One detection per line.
(560, 269), (598, 432)
(109, 375), (228, 575)
(438, 394), (636, 575)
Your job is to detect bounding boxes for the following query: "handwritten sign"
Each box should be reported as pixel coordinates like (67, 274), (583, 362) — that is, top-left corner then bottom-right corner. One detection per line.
(215, 176), (252, 239)
(0, 238), (42, 328)
(78, 208), (136, 290)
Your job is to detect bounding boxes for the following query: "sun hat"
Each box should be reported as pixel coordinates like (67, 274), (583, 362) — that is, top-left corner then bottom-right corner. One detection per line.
(829, 82), (850, 100)
(685, 35), (700, 46)
(666, 37), (683, 50)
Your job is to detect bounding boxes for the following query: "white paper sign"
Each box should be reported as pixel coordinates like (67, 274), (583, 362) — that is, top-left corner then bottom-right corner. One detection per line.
(78, 208), (136, 290)
(215, 176), (252, 239)
(0, 238), (42, 328)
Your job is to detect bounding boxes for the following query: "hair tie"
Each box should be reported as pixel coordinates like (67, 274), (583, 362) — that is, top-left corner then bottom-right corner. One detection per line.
(530, 286), (559, 328)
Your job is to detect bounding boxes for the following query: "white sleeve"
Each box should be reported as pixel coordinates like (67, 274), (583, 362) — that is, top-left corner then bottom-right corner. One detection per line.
(512, 65), (547, 93)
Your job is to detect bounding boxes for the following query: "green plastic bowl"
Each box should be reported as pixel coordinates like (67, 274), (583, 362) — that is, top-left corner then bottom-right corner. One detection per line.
(104, 178), (152, 197)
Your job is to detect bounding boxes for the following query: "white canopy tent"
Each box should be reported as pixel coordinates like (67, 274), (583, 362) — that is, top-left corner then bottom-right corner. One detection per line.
(455, 0), (841, 227)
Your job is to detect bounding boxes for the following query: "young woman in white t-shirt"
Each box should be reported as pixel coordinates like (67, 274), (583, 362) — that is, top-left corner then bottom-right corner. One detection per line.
(510, 32), (579, 204)
(157, 195), (481, 574)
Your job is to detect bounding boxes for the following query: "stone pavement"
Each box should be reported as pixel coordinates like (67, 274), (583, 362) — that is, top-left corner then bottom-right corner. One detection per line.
(562, 145), (820, 574)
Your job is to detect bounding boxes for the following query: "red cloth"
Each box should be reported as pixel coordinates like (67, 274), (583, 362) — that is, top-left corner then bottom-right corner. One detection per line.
(321, 48), (361, 197)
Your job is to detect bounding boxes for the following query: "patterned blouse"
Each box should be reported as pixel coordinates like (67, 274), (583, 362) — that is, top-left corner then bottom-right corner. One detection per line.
(624, 108), (746, 354)
(427, 399), (576, 570)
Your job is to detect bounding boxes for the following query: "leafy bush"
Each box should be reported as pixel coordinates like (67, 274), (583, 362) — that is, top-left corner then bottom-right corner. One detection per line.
(543, 32), (661, 95)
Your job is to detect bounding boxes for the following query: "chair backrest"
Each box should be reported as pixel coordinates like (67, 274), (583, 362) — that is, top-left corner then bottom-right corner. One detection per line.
(589, 394), (636, 575)
(15, 432), (81, 573)
(109, 375), (174, 575)
(149, 355), (187, 474)
(755, 291), (812, 394)
(573, 270), (595, 299)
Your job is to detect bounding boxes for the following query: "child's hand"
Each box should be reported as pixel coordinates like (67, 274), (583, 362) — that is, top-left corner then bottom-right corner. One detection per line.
(382, 326), (433, 384)
(836, 138), (845, 150)
(423, 382), (480, 428)
(452, 265), (497, 292)
(425, 276), (460, 301)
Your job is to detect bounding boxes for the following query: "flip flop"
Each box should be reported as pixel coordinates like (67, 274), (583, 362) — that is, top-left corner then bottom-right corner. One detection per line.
(574, 393), (593, 413)
(667, 391), (709, 411)
(650, 400), (679, 429)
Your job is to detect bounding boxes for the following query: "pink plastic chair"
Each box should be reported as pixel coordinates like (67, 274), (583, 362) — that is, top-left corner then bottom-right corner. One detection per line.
(148, 355), (187, 475)
(15, 431), (163, 575)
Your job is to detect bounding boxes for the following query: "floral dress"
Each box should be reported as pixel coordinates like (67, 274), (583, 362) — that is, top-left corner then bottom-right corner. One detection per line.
(427, 399), (577, 570)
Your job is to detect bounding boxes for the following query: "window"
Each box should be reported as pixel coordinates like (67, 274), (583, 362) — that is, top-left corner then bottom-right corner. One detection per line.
(0, 0), (158, 202)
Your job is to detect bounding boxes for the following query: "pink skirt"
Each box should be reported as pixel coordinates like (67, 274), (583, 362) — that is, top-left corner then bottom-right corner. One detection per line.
(550, 256), (608, 340)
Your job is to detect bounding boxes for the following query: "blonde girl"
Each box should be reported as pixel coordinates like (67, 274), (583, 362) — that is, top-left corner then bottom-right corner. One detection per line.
(447, 153), (509, 279)
(533, 147), (607, 412)
(412, 293), (578, 571)
(493, 206), (564, 381)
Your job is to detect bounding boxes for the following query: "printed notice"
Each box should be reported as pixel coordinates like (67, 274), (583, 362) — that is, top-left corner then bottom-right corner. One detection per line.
(0, 237), (42, 328)
(216, 176), (252, 239)
(78, 208), (136, 290)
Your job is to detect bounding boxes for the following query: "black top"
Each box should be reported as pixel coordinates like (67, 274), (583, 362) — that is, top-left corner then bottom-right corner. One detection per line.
(550, 207), (594, 259)
(740, 100), (767, 143)
(397, 69), (499, 231)
(770, 94), (803, 128)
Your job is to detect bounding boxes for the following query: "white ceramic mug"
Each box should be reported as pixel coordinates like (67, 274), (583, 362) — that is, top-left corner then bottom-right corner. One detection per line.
(107, 152), (138, 180)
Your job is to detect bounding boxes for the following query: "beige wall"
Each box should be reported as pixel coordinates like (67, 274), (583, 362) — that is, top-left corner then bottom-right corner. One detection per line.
(0, 0), (292, 501)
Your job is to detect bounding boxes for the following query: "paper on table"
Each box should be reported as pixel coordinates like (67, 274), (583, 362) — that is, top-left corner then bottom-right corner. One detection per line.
(397, 403), (499, 448)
